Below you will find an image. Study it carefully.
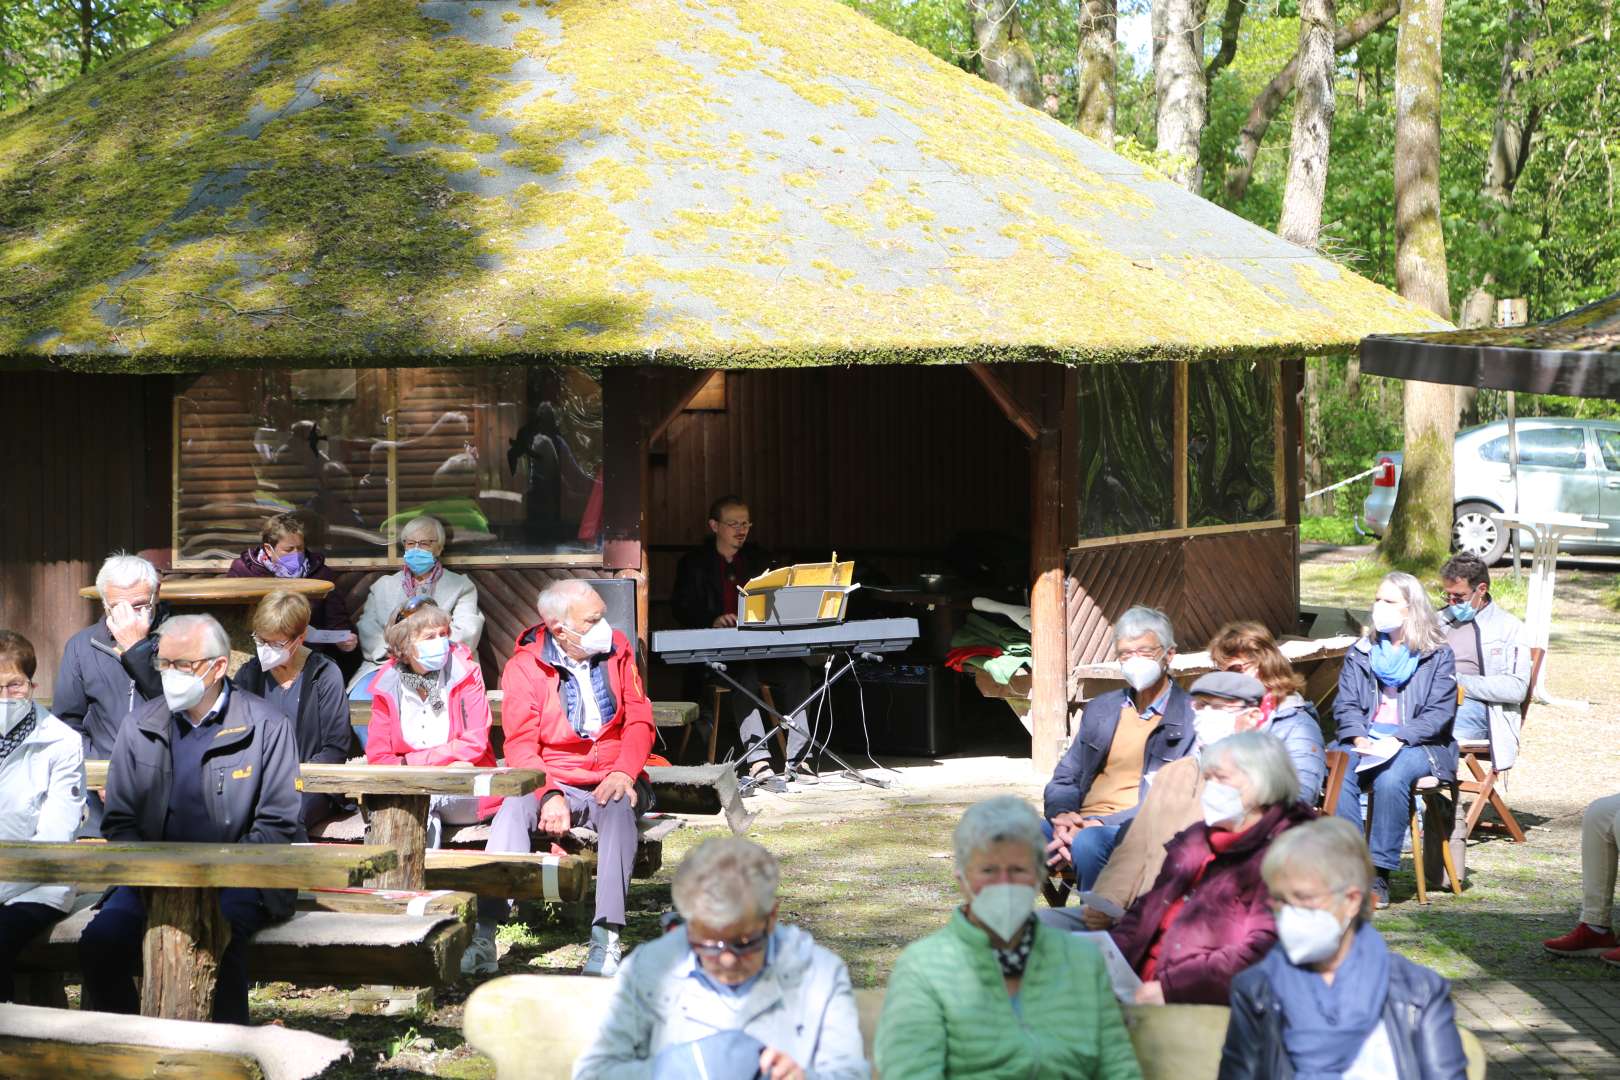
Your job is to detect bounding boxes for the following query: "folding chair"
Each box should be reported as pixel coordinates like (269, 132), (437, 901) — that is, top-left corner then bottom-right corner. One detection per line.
(1361, 771), (1463, 904)
(1458, 646), (1543, 843)
(1318, 749), (1352, 817)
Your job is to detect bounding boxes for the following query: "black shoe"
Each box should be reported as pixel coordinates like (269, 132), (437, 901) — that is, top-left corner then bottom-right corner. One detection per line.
(745, 764), (788, 795)
(1372, 872), (1391, 910)
(786, 762), (820, 785)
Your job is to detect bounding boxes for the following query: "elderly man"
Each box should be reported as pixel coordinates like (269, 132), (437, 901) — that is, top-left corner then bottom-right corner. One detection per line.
(487, 579), (654, 977)
(1438, 552), (1531, 761)
(575, 837), (868, 1080)
(80, 614), (301, 1025)
(1043, 606), (1195, 891)
(53, 552), (167, 834)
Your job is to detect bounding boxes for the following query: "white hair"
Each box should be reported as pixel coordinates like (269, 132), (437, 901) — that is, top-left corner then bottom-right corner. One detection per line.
(157, 613), (231, 659)
(400, 514), (446, 547)
(1262, 817), (1376, 920)
(1203, 730), (1299, 808)
(672, 837), (779, 927)
(1368, 571), (1446, 655)
(952, 795), (1046, 874)
(95, 552), (160, 601)
(1113, 605), (1175, 651)
(537, 578), (601, 624)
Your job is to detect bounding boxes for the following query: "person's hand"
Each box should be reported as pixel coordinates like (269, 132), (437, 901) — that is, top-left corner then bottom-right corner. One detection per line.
(107, 601), (152, 650)
(594, 771), (638, 806)
(337, 632), (358, 652)
(538, 794), (572, 835)
(1134, 980), (1165, 1005)
(1046, 836), (1073, 870)
(1081, 906), (1115, 931)
(711, 614), (738, 628)
(1353, 737), (1373, 752)
(1079, 817), (1106, 829)
(757, 1047), (805, 1080)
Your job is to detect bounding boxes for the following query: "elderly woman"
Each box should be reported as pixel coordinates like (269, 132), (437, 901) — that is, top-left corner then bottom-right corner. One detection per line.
(227, 512), (358, 677)
(1220, 818), (1468, 1080)
(1109, 731), (1312, 1006)
(1331, 571), (1457, 909)
(876, 796), (1141, 1080)
(575, 837), (868, 1080)
(1209, 621), (1327, 804)
(233, 590), (353, 830)
(365, 597), (501, 974)
(353, 515), (484, 692)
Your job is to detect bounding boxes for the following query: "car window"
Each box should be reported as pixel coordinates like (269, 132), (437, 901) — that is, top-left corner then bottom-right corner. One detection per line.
(1598, 429), (1620, 471)
(1478, 428), (1587, 469)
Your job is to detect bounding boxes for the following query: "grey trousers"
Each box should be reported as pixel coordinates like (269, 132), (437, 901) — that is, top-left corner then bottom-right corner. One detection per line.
(487, 783), (640, 927)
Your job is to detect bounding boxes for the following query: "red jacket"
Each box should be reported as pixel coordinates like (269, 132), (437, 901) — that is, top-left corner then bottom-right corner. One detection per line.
(365, 643), (496, 770)
(1109, 800), (1314, 1004)
(488, 624), (653, 816)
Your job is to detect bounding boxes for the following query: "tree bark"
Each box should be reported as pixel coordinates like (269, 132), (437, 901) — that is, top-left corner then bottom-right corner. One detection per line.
(366, 793), (430, 890)
(1154, 0), (1209, 190)
(1075, 0), (1117, 144)
(969, 0), (1042, 109)
(76, 0), (94, 75)
(1225, 3), (1399, 202)
(1206, 0), (1247, 83)
(1278, 0), (1337, 247)
(141, 887), (230, 1021)
(1380, 0), (1455, 569)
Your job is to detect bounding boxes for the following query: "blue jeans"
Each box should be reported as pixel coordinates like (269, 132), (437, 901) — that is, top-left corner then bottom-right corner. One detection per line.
(81, 886), (273, 1025)
(1455, 698), (1490, 742)
(1042, 819), (1124, 891)
(1334, 744), (1436, 871)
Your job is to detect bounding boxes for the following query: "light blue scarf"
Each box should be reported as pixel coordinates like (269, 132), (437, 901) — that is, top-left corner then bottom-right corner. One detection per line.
(1369, 634), (1419, 688)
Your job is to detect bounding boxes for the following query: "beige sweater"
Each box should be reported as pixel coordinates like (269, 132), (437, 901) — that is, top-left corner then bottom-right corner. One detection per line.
(1090, 753), (1204, 914)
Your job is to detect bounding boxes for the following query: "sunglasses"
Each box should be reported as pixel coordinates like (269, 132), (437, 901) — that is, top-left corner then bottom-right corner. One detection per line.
(392, 594), (440, 624)
(688, 928), (770, 959)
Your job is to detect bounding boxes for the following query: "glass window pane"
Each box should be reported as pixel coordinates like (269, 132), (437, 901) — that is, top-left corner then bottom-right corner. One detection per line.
(1075, 363), (1175, 539)
(1597, 429), (1620, 471)
(1516, 427), (1586, 469)
(1478, 436), (1509, 464)
(1188, 359), (1278, 526)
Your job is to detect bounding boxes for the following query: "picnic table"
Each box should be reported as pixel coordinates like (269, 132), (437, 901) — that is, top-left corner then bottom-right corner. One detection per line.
(0, 840), (394, 1021)
(76, 577), (335, 604)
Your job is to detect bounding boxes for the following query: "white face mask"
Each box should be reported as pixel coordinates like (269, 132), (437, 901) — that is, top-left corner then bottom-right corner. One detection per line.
(415, 636), (451, 672)
(0, 698), (32, 734)
(1200, 779), (1248, 828)
(1370, 601), (1404, 634)
(579, 619), (613, 656)
(161, 667), (210, 713)
(1193, 706), (1239, 747)
(1120, 655), (1164, 693)
(256, 641), (292, 671)
(967, 881), (1037, 943)
(1275, 902), (1350, 966)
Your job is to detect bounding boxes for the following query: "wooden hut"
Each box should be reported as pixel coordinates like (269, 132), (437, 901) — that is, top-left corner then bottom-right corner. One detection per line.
(0, 0), (1443, 772)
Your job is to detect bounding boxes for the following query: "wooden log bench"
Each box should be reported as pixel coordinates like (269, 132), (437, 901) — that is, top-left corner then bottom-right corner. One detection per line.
(0, 1001), (350, 1080)
(463, 973), (1489, 1080)
(348, 696), (701, 758)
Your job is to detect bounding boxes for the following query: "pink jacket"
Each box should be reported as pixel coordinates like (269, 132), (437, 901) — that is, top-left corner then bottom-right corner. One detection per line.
(365, 642), (495, 769)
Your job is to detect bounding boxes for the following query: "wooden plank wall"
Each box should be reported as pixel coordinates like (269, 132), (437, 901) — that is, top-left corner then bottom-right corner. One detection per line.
(1065, 525), (1299, 687)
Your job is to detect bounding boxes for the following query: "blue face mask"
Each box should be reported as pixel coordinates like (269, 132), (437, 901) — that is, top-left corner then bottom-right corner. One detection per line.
(1447, 602), (1477, 624)
(402, 548), (437, 576)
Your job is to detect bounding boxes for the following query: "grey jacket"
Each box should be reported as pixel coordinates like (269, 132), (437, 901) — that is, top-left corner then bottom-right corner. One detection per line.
(574, 923), (869, 1080)
(102, 681), (303, 917)
(51, 618), (165, 759)
(352, 568), (484, 689)
(0, 707), (87, 912)
(1450, 600), (1532, 770)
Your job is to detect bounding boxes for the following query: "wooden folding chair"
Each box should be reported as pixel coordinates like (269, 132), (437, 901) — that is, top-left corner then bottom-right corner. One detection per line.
(1318, 749), (1352, 817)
(1409, 776), (1463, 903)
(1458, 647), (1543, 843)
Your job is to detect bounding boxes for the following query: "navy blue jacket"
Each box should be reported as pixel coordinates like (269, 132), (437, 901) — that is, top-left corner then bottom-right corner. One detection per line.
(1043, 684), (1196, 824)
(1333, 642), (1459, 782)
(52, 616), (167, 760)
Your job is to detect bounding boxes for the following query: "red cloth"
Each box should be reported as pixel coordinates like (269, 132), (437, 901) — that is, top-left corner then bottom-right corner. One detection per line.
(944, 645), (1004, 672)
(487, 625), (654, 816)
(365, 643), (496, 771)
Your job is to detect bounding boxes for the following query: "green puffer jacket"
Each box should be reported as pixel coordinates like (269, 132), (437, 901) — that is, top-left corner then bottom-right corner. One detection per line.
(874, 910), (1143, 1080)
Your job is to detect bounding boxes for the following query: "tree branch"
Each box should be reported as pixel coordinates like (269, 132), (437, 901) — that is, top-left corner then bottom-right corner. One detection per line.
(1205, 0), (1246, 82)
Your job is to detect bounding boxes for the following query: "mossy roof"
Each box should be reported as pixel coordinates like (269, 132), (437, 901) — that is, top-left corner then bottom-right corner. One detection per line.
(0, 0), (1448, 373)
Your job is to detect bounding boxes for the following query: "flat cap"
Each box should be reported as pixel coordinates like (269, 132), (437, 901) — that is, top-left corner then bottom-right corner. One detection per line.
(1187, 670), (1266, 705)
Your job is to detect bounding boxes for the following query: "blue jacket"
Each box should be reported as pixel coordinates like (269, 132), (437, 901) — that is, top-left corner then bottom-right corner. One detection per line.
(1268, 696), (1328, 805)
(1333, 642), (1459, 782)
(51, 617), (166, 760)
(1043, 684), (1195, 824)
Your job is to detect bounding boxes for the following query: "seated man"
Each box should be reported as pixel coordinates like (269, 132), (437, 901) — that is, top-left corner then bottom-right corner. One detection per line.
(1043, 606), (1194, 891)
(52, 552), (167, 834)
(80, 614), (301, 1025)
(1439, 552), (1531, 761)
(488, 579), (654, 977)
(671, 494), (816, 792)
(574, 837), (869, 1080)
(1542, 791), (1620, 966)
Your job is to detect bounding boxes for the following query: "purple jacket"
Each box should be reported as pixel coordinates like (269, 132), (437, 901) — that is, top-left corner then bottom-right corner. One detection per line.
(1110, 800), (1315, 1005)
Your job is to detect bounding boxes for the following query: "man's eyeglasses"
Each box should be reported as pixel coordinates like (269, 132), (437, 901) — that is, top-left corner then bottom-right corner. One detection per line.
(719, 520), (752, 530)
(1116, 646), (1164, 662)
(688, 929), (770, 959)
(0, 679), (33, 699)
(153, 656), (224, 674)
(1438, 588), (1475, 605)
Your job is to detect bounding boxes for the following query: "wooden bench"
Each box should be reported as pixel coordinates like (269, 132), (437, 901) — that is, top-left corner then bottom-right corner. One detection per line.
(464, 973), (1488, 1080)
(348, 695), (701, 757)
(0, 1001), (350, 1080)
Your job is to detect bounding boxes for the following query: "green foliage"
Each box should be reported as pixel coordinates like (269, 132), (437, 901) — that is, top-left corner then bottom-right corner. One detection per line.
(1299, 514), (1363, 544)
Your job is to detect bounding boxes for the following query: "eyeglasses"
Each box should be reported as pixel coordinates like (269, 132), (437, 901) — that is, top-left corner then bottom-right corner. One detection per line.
(688, 928), (770, 959)
(0, 679), (32, 699)
(153, 656), (224, 674)
(1116, 646), (1164, 662)
(1438, 587), (1476, 605)
(401, 538), (438, 550)
(251, 634), (296, 651)
(718, 520), (751, 530)
(108, 602), (156, 617)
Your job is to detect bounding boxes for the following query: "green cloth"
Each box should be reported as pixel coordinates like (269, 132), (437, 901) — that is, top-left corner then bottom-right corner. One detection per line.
(874, 910), (1143, 1080)
(950, 613), (1031, 685)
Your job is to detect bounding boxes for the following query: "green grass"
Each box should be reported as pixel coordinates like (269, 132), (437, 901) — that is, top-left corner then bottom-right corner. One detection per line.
(1299, 515), (1365, 545)
(1301, 557), (1531, 620)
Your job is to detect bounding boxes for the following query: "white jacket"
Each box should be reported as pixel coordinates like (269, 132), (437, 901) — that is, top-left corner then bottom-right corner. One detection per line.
(352, 567), (485, 689)
(1455, 600), (1533, 770)
(0, 707), (87, 912)
(574, 923), (870, 1080)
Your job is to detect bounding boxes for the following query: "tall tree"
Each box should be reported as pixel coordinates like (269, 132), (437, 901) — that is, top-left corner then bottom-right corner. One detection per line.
(1380, 0), (1455, 567)
(968, 0), (1042, 107)
(1075, 0), (1116, 143)
(1153, 0), (1209, 189)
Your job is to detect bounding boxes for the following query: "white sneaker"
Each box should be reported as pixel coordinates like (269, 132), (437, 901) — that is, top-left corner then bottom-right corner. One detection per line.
(460, 932), (499, 976)
(582, 924), (622, 977)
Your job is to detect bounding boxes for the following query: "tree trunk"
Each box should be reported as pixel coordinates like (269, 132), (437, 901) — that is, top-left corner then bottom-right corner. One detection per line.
(1075, 0), (1117, 144)
(366, 793), (430, 890)
(1304, 362), (1328, 515)
(1379, 0), (1455, 569)
(77, 0), (94, 75)
(141, 887), (230, 1021)
(969, 0), (1042, 109)
(1225, 3), (1399, 202)
(1154, 0), (1208, 190)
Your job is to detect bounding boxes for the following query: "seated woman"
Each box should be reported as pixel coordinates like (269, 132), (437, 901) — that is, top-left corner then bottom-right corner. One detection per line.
(575, 837), (869, 1080)
(1109, 731), (1312, 1006)
(0, 630), (86, 1003)
(364, 597), (502, 974)
(228, 511), (359, 680)
(233, 590), (353, 831)
(1209, 621), (1327, 805)
(1331, 571), (1457, 909)
(353, 514), (484, 693)
(875, 796), (1142, 1080)
(1220, 818), (1469, 1080)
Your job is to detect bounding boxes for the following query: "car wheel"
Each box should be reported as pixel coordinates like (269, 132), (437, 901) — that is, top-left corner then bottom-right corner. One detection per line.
(1452, 502), (1509, 564)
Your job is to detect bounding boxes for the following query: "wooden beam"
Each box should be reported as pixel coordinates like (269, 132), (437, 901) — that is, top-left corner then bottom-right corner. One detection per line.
(0, 1040), (264, 1080)
(0, 841), (396, 890)
(647, 368), (719, 448)
(1172, 362), (1189, 528)
(969, 363), (1041, 441)
(1029, 422), (1067, 776)
(600, 366), (646, 571)
(1281, 358), (1304, 617)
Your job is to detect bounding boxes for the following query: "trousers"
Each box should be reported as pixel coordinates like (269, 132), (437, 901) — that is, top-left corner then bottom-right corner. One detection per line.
(0, 901), (66, 1002)
(487, 781), (641, 927)
(724, 659), (817, 767)
(1334, 744), (1436, 871)
(1581, 792), (1620, 930)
